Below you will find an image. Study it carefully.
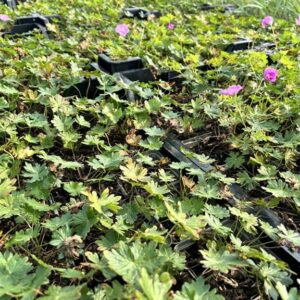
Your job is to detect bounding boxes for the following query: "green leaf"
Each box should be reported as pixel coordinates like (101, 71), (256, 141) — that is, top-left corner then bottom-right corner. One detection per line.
(22, 162), (56, 199)
(22, 163), (50, 183)
(0, 84), (19, 96)
(6, 226), (40, 248)
(144, 180), (170, 196)
(262, 180), (293, 198)
(192, 183), (221, 200)
(200, 242), (248, 273)
(60, 269), (86, 280)
(39, 285), (83, 300)
(254, 165), (277, 181)
(253, 262), (293, 300)
(64, 182), (85, 196)
(225, 152), (245, 169)
(76, 115), (91, 127)
(230, 207), (258, 234)
(280, 171), (300, 189)
(104, 241), (159, 284)
(139, 136), (163, 150)
(170, 161), (193, 170)
(277, 224), (300, 248)
(174, 276), (225, 300)
(144, 126), (165, 137)
(120, 159), (149, 183)
(137, 269), (172, 300)
(0, 252), (50, 299)
(138, 226), (167, 244)
(0, 178), (16, 199)
(165, 202), (207, 239)
(83, 188), (121, 214)
(104, 241), (185, 284)
(88, 152), (123, 170)
(276, 282), (300, 300)
(102, 103), (123, 123)
(39, 152), (83, 170)
(204, 204), (230, 219)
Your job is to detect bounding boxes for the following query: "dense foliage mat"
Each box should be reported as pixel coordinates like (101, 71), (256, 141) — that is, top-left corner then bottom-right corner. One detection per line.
(0, 0), (300, 299)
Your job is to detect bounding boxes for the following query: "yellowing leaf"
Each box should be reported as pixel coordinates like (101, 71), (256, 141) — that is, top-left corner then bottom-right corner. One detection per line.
(120, 159), (149, 183)
(82, 188), (121, 214)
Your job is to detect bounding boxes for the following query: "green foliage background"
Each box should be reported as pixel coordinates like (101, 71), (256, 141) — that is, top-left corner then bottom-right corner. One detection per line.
(0, 0), (299, 299)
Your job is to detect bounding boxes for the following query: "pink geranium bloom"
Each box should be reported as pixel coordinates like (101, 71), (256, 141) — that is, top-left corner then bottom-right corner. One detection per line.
(264, 67), (278, 82)
(296, 16), (300, 26)
(115, 24), (129, 37)
(0, 14), (10, 22)
(168, 22), (174, 30)
(262, 16), (273, 28)
(220, 85), (243, 96)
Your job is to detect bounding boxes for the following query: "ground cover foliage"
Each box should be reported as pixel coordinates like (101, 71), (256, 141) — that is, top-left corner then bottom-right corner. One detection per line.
(0, 0), (300, 299)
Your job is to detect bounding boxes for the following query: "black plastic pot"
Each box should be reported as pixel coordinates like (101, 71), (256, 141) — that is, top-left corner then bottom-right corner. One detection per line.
(92, 54), (185, 102)
(254, 42), (276, 64)
(97, 54), (144, 75)
(226, 39), (253, 52)
(94, 54), (184, 84)
(254, 42), (276, 51)
(6, 23), (45, 35)
(3, 23), (49, 38)
(162, 137), (213, 172)
(226, 40), (276, 55)
(158, 70), (185, 85)
(62, 76), (128, 101)
(120, 68), (184, 85)
(14, 14), (61, 27)
(122, 7), (162, 19)
(62, 78), (102, 99)
(2, 14), (61, 38)
(119, 68), (155, 82)
(197, 64), (214, 72)
(200, 3), (236, 12)
(3, 0), (16, 9)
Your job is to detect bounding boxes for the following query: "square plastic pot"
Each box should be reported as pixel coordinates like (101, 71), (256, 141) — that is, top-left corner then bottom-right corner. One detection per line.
(3, 23), (49, 38)
(226, 39), (253, 52)
(2, 14), (61, 38)
(3, 0), (16, 9)
(97, 54), (144, 74)
(119, 68), (156, 82)
(62, 78), (102, 99)
(122, 7), (162, 19)
(14, 14), (61, 27)
(200, 3), (236, 12)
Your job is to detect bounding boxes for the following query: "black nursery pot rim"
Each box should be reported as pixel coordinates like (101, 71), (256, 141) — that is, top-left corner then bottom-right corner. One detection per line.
(3, 0), (17, 9)
(14, 14), (61, 27)
(118, 67), (156, 82)
(99, 53), (143, 64)
(2, 23), (49, 38)
(122, 7), (162, 19)
(97, 53), (144, 75)
(200, 3), (237, 12)
(1, 14), (61, 38)
(225, 39), (254, 52)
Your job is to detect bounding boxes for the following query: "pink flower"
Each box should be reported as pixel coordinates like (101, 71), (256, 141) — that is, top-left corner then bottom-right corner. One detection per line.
(220, 85), (243, 96)
(168, 22), (174, 30)
(264, 67), (278, 82)
(262, 16), (273, 28)
(296, 16), (300, 26)
(115, 24), (129, 37)
(0, 14), (10, 22)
